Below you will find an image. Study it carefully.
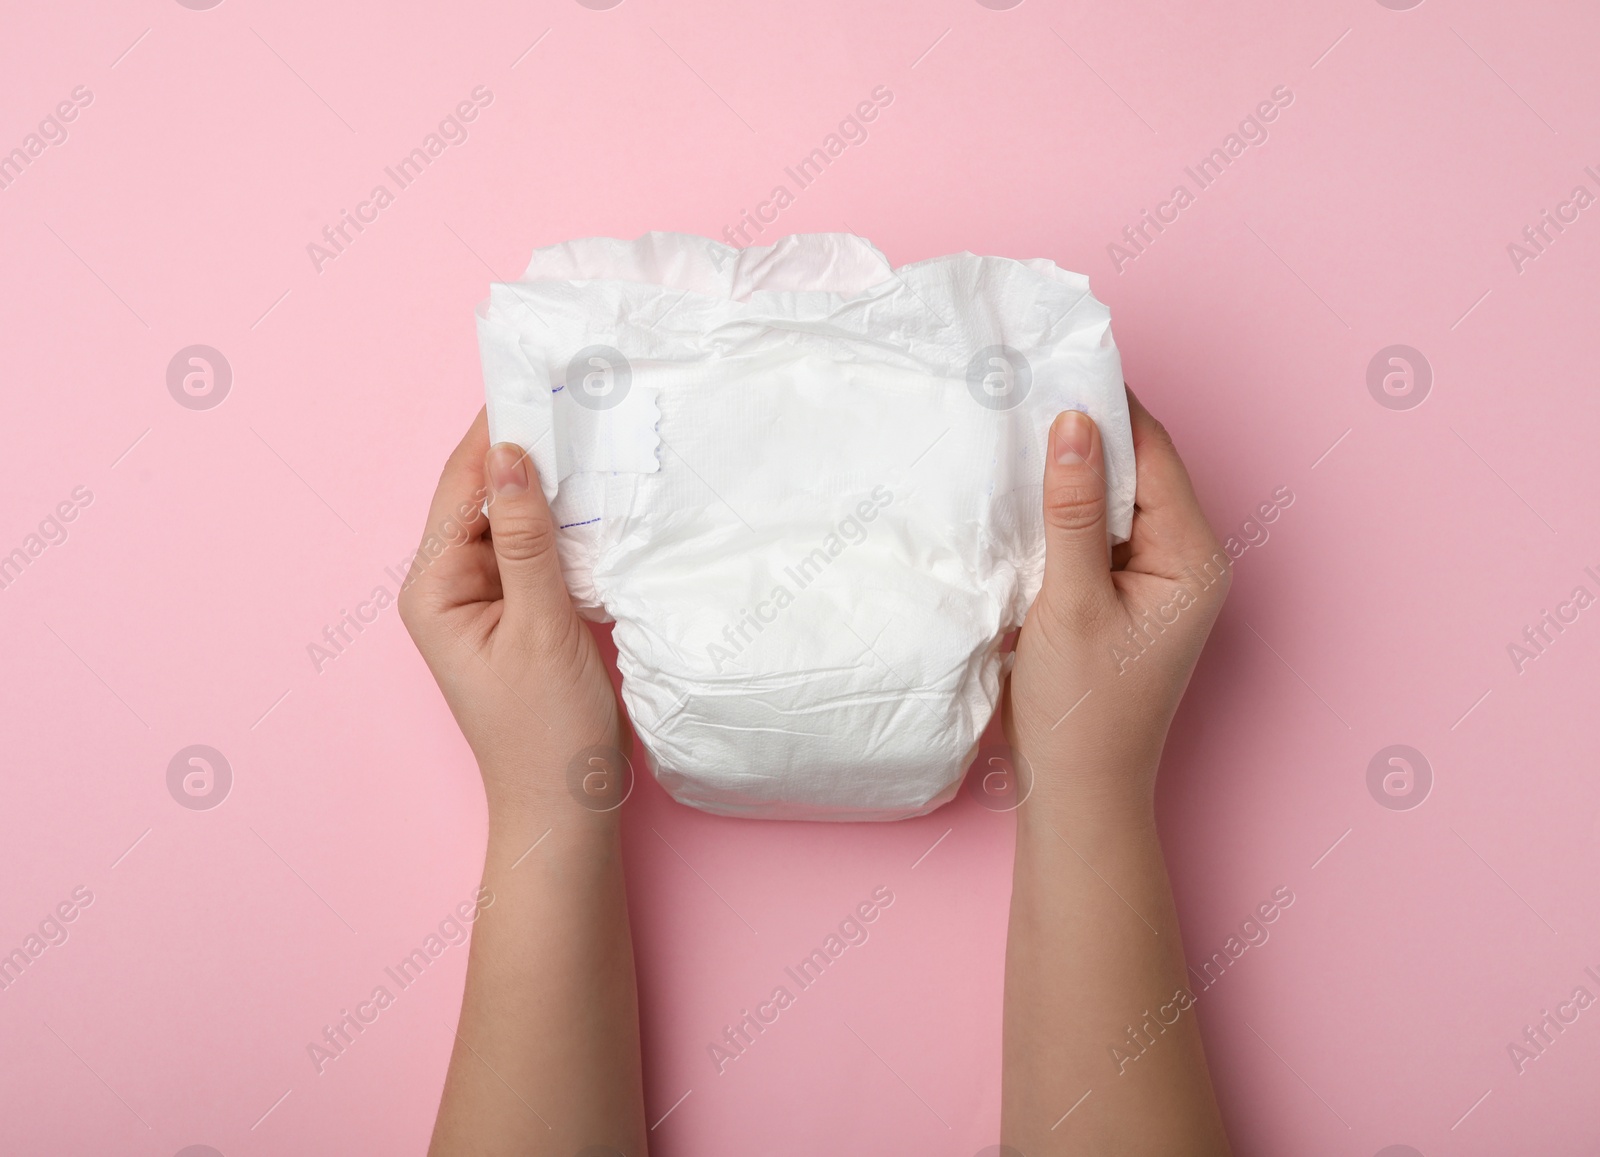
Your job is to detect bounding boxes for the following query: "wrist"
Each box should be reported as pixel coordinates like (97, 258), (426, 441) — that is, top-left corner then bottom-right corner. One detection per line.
(1013, 744), (1161, 837)
(1017, 787), (1156, 845)
(478, 756), (624, 843)
(482, 802), (620, 880)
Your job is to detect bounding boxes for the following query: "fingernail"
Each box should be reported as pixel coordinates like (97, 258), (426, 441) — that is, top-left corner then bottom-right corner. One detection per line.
(1054, 410), (1092, 465)
(487, 443), (530, 496)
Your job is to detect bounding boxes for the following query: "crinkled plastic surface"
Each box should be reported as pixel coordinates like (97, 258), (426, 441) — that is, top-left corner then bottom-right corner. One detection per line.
(476, 232), (1133, 821)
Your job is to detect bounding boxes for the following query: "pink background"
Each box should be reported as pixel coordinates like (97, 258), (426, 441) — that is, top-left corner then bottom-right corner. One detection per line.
(3, 0), (1598, 1153)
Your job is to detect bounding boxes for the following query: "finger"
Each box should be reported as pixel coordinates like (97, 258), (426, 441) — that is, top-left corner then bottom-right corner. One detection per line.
(1123, 387), (1204, 519)
(1040, 410), (1117, 614)
(482, 441), (580, 638)
(421, 408), (492, 544)
(405, 409), (496, 601)
(1121, 387), (1225, 577)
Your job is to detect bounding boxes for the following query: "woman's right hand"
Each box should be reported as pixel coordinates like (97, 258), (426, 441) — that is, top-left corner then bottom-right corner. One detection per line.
(1005, 388), (1232, 819)
(1001, 389), (1234, 1154)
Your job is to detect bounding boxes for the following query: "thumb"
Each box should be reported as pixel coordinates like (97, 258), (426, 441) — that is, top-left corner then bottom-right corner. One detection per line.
(483, 442), (578, 633)
(1040, 410), (1117, 613)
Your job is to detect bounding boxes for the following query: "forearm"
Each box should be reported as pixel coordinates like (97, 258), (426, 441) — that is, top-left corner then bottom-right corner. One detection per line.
(1001, 772), (1230, 1155)
(429, 795), (647, 1156)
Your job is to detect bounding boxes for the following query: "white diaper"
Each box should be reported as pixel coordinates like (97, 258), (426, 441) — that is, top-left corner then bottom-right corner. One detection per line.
(476, 232), (1134, 821)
